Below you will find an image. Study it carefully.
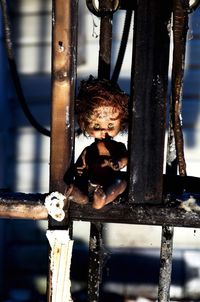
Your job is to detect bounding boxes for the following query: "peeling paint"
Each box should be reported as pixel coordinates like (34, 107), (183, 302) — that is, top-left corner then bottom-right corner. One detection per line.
(46, 230), (74, 302)
(90, 236), (97, 251)
(65, 105), (70, 128)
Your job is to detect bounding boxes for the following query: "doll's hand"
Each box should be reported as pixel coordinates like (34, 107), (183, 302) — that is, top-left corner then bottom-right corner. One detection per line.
(108, 159), (120, 170)
(108, 158), (128, 170)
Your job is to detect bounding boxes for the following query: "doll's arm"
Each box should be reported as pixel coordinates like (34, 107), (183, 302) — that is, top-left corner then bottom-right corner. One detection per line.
(107, 156), (127, 170)
(75, 148), (88, 176)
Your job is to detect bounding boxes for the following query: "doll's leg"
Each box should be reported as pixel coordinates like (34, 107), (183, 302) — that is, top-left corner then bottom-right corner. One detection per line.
(105, 179), (127, 204)
(92, 179), (127, 209)
(92, 185), (107, 209)
(65, 184), (89, 205)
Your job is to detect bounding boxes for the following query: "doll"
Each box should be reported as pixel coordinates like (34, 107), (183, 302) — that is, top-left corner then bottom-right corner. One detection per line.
(66, 76), (129, 209)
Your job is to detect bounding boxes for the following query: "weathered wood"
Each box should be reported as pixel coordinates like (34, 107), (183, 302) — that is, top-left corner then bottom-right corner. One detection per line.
(128, 0), (171, 203)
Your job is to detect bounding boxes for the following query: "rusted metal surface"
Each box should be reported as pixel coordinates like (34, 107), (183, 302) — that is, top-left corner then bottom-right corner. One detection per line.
(171, 0), (189, 176)
(68, 175), (200, 226)
(158, 226), (174, 302)
(128, 0), (172, 203)
(160, 3), (189, 299)
(69, 196), (200, 227)
(50, 0), (77, 196)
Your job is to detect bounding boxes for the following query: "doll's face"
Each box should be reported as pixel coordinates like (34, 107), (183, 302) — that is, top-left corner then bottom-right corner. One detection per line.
(85, 106), (121, 139)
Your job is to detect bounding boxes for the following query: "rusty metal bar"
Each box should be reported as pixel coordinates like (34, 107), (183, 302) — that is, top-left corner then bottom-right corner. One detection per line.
(1, 188), (200, 227)
(1, 194), (200, 227)
(158, 226), (174, 302)
(159, 126), (175, 301)
(69, 197), (200, 227)
(48, 0), (78, 301)
(171, 0), (189, 177)
(0, 192), (47, 220)
(50, 0), (77, 197)
(128, 0), (171, 203)
(158, 3), (189, 300)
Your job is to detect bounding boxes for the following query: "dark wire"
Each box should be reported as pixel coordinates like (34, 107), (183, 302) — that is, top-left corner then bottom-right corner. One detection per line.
(0, 0), (51, 137)
(0, 0), (132, 135)
(111, 9), (132, 83)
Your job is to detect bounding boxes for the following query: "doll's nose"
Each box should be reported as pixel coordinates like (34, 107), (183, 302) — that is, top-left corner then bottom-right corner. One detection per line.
(101, 129), (107, 138)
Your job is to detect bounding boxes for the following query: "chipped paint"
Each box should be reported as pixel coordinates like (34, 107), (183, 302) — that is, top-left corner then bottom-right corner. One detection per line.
(90, 236), (97, 251)
(46, 230), (74, 302)
(65, 105), (70, 128)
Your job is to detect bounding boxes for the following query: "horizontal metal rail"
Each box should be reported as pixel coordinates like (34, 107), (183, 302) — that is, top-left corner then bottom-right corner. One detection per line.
(0, 191), (200, 228)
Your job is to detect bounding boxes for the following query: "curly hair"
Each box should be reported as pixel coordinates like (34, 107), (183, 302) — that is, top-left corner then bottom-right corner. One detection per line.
(76, 75), (129, 134)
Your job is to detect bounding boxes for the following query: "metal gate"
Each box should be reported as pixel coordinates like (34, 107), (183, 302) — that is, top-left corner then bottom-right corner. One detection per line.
(1, 0), (200, 301)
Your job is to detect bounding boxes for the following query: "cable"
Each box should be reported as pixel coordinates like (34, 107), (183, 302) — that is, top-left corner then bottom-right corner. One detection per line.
(111, 8), (132, 83)
(0, 0), (51, 137)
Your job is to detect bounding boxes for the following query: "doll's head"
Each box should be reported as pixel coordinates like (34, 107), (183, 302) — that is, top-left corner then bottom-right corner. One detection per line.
(76, 76), (129, 139)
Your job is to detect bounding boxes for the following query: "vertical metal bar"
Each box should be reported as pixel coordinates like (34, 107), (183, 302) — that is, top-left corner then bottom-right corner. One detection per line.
(158, 226), (174, 302)
(159, 2), (189, 301)
(48, 0), (78, 301)
(88, 2), (113, 301)
(50, 0), (77, 195)
(128, 0), (172, 203)
(88, 223), (104, 301)
(171, 0), (189, 176)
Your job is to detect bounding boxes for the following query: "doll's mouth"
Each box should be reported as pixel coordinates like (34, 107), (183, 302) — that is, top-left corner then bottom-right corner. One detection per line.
(96, 133), (113, 142)
(105, 133), (112, 139)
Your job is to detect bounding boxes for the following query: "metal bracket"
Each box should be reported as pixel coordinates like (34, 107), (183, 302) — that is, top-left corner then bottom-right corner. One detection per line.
(86, 0), (136, 16)
(86, 0), (120, 17)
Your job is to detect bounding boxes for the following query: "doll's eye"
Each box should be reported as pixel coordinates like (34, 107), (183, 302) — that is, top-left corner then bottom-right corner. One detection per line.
(93, 124), (100, 130)
(108, 123), (114, 129)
